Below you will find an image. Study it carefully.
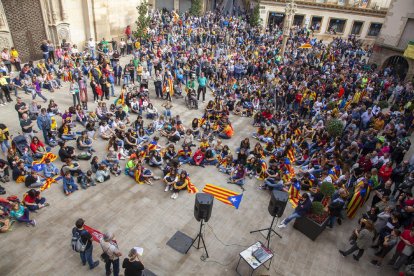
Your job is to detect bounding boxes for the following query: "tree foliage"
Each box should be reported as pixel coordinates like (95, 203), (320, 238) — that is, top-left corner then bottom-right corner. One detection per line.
(189, 0), (203, 17)
(134, 1), (150, 41)
(250, 4), (262, 27)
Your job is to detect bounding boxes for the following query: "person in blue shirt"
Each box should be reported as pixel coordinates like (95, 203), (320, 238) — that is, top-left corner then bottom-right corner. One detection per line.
(197, 72), (207, 102)
(10, 75), (24, 96)
(43, 158), (59, 178)
(63, 171), (79, 196)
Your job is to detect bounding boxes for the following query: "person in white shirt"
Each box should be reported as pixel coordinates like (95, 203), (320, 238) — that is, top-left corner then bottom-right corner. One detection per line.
(87, 38), (96, 59)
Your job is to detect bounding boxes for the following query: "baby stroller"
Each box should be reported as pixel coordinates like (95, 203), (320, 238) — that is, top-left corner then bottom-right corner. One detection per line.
(12, 135), (29, 156)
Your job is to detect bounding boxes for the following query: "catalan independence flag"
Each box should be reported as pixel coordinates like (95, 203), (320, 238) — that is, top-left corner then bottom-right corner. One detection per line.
(288, 180), (301, 208)
(40, 176), (63, 191)
(202, 184), (238, 206)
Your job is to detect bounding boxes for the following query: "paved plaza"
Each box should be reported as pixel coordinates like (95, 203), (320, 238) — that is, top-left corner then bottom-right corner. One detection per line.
(0, 58), (396, 276)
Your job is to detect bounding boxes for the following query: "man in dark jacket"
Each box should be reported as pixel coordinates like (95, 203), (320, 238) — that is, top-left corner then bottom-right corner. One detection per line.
(72, 218), (99, 270)
(278, 193), (311, 228)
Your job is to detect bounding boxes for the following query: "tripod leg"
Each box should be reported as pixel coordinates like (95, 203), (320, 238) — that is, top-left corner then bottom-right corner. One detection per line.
(186, 233), (200, 254)
(200, 233), (209, 258)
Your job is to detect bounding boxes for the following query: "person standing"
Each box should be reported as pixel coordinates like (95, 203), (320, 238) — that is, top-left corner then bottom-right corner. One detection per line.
(87, 38), (96, 59)
(37, 108), (52, 145)
(100, 232), (122, 276)
(197, 72), (207, 102)
(20, 113), (35, 144)
(15, 97), (29, 118)
(388, 227), (414, 270)
(72, 218), (100, 270)
(339, 220), (375, 261)
(122, 248), (145, 276)
(153, 70), (163, 98)
(70, 78), (80, 107)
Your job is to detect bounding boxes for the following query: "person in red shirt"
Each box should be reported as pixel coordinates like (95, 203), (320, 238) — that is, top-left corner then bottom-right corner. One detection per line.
(379, 161), (393, 183)
(30, 136), (50, 159)
(190, 148), (205, 167)
(388, 227), (414, 270)
(23, 189), (49, 211)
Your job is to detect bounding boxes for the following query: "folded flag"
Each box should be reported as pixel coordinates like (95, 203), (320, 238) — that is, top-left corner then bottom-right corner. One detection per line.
(288, 180), (301, 208)
(32, 152), (57, 166)
(186, 177), (198, 194)
(228, 193), (243, 209)
(202, 184), (238, 206)
(40, 176), (63, 191)
(32, 164), (44, 172)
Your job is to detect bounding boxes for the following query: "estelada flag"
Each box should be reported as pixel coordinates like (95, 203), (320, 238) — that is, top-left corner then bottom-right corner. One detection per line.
(202, 184), (238, 206)
(288, 181), (301, 208)
(83, 225), (118, 244)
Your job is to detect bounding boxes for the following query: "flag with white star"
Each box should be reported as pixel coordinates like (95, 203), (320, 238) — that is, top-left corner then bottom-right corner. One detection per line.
(227, 194), (243, 209)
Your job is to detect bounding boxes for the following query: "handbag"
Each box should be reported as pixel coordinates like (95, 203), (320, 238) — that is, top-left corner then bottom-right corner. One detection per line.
(100, 244), (110, 262)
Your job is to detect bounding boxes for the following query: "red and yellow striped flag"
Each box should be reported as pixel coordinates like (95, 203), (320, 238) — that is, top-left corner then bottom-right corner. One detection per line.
(187, 177), (198, 194)
(288, 182), (301, 208)
(202, 184), (238, 206)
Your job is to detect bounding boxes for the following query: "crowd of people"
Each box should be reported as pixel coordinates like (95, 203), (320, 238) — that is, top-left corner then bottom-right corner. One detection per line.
(0, 7), (414, 275)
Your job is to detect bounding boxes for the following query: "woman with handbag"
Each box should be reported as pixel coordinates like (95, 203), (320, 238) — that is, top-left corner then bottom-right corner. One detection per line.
(100, 232), (122, 276)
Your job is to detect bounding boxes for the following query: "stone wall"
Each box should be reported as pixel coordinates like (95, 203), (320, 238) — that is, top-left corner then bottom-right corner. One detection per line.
(377, 0), (414, 48)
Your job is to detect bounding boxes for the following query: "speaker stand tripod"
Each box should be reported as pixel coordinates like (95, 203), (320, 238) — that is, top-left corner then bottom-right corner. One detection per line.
(186, 219), (209, 258)
(250, 215), (282, 248)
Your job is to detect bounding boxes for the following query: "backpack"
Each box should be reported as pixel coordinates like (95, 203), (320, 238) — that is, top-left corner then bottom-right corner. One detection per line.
(71, 228), (86, 252)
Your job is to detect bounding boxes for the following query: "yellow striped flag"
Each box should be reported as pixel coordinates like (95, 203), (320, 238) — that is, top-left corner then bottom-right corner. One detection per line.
(202, 184), (238, 206)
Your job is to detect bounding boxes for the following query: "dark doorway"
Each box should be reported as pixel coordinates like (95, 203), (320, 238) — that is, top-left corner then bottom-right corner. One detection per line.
(3, 0), (48, 62)
(267, 12), (285, 31)
(383, 55), (409, 80)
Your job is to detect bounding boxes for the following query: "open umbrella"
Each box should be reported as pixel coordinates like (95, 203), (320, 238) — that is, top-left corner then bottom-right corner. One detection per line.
(299, 43), (312, 49)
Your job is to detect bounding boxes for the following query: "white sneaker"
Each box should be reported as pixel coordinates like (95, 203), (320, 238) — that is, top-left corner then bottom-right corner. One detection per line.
(170, 185), (173, 191)
(0, 104), (4, 106)
(170, 193), (175, 199)
(277, 223), (286, 229)
(164, 186), (169, 192)
(174, 193), (178, 199)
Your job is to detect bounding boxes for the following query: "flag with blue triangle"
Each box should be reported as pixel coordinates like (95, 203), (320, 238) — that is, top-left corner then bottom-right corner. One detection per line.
(228, 194), (243, 209)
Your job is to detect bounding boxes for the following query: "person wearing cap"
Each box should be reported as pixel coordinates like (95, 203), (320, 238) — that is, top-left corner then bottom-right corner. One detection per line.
(100, 231), (122, 276)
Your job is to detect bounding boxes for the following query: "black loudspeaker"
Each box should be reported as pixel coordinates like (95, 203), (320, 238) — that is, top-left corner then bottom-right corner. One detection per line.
(268, 190), (288, 217)
(194, 193), (214, 222)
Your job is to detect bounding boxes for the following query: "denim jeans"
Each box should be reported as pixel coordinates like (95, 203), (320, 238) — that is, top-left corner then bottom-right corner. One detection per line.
(231, 176), (245, 186)
(80, 245), (95, 268)
(105, 258), (119, 276)
(178, 156), (192, 164)
(264, 178), (284, 190)
(1, 140), (10, 153)
(27, 197), (46, 211)
(343, 244), (364, 260)
(283, 211), (302, 225)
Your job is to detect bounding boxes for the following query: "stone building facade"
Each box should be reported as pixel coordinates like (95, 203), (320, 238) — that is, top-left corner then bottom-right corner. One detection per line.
(0, 0), (211, 62)
(258, 0), (391, 43)
(369, 0), (414, 81)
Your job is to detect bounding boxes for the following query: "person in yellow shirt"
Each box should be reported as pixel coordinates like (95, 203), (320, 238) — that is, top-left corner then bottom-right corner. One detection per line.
(0, 72), (11, 103)
(10, 47), (21, 71)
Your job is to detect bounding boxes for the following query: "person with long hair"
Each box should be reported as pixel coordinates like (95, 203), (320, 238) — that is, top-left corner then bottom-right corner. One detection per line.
(122, 248), (144, 276)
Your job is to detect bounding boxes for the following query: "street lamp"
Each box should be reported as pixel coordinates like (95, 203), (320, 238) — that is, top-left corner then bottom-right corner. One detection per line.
(280, 0), (297, 56)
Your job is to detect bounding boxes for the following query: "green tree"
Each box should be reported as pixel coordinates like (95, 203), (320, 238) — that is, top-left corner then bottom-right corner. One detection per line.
(250, 4), (262, 27)
(189, 0), (203, 16)
(134, 1), (150, 41)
